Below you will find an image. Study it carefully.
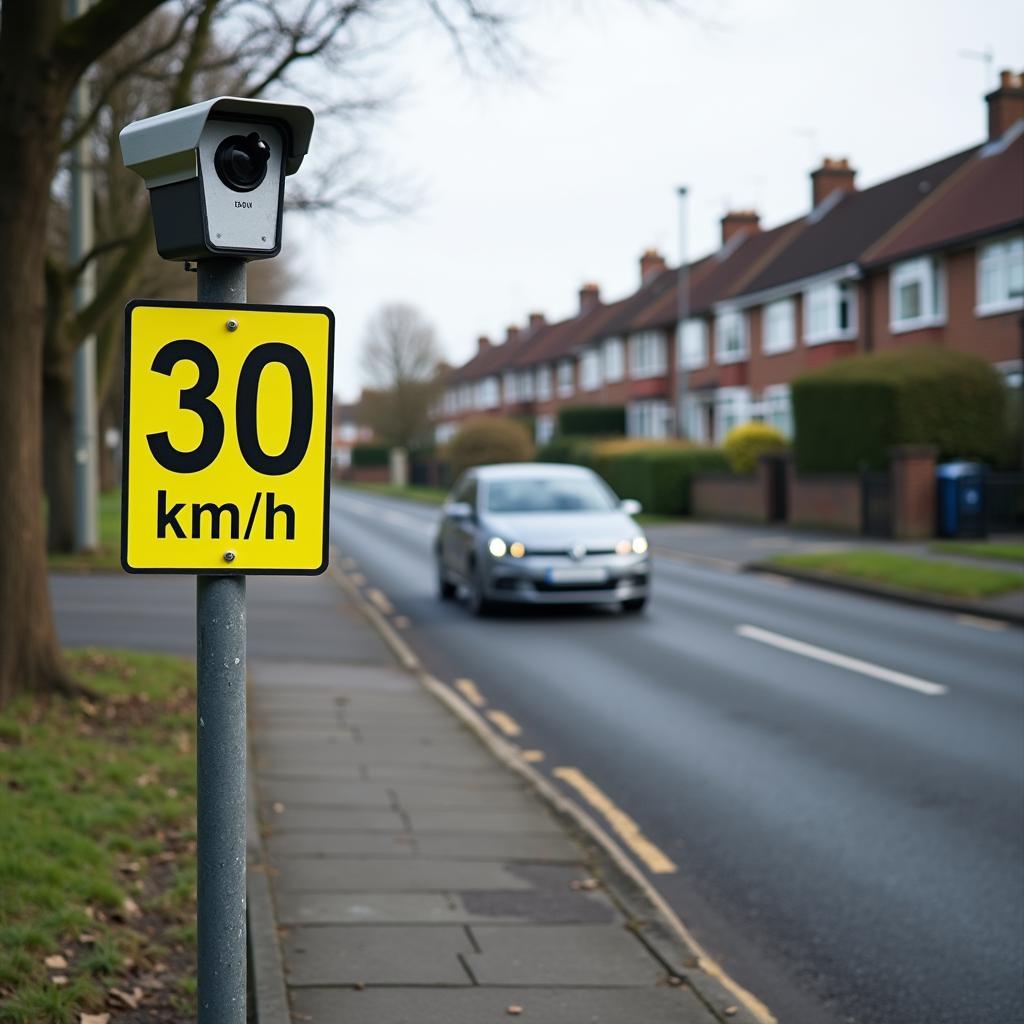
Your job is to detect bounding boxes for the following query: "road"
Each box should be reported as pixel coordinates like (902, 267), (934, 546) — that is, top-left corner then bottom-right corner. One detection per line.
(329, 486), (1024, 1024)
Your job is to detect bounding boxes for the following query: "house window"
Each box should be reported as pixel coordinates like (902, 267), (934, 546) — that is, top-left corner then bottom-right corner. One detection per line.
(458, 384), (473, 410)
(627, 400), (669, 439)
(714, 309), (748, 364)
(435, 422), (457, 445)
(476, 376), (499, 409)
(603, 337), (625, 382)
(503, 372), (517, 405)
(580, 348), (603, 391)
(443, 390), (457, 414)
(889, 258), (944, 332)
(535, 414), (556, 445)
(714, 387), (751, 443)
(628, 331), (667, 379)
(677, 319), (708, 369)
(535, 365), (552, 401)
(762, 299), (796, 354)
(557, 359), (575, 398)
(761, 384), (793, 438)
(681, 394), (710, 443)
(518, 370), (534, 401)
(977, 235), (1024, 315)
(804, 279), (857, 344)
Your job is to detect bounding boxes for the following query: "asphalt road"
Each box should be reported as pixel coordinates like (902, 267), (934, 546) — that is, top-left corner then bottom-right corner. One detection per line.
(329, 486), (1024, 1024)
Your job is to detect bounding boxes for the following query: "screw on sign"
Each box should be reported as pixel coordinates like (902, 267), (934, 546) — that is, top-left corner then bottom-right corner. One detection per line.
(118, 96), (324, 1024)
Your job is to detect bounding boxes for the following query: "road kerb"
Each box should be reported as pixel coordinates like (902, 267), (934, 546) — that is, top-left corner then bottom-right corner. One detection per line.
(327, 550), (777, 1024)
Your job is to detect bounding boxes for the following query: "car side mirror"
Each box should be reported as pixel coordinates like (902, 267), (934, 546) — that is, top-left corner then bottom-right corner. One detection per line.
(620, 499), (642, 516)
(445, 501), (473, 520)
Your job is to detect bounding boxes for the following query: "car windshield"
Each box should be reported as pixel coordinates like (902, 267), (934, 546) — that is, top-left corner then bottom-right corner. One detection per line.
(484, 476), (617, 514)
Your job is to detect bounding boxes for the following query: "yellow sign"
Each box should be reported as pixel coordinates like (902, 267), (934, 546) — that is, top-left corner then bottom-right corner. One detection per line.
(122, 300), (334, 574)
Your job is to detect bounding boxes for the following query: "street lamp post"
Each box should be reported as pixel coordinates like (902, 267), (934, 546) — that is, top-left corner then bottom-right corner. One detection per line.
(674, 185), (689, 438)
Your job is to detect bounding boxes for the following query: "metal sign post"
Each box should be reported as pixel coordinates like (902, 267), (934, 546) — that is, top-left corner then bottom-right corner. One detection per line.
(118, 96), (322, 1024)
(196, 257), (247, 1024)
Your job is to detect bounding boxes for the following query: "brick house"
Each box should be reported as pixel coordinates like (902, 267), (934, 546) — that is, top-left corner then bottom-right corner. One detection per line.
(433, 71), (1024, 446)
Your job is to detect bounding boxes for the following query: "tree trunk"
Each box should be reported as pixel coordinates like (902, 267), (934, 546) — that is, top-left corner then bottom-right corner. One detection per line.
(43, 363), (76, 552)
(0, 10), (76, 705)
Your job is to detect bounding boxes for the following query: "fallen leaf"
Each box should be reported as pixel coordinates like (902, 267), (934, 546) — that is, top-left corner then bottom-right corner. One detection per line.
(507, 1007), (523, 1017)
(51, 975), (69, 986)
(78, 933), (97, 945)
(272, 801), (285, 814)
(109, 986), (144, 1009)
(724, 1008), (739, 1017)
(44, 955), (68, 969)
(81, 1015), (110, 1024)
(122, 897), (141, 919)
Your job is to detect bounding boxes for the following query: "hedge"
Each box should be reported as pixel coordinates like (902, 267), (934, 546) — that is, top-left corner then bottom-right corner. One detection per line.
(557, 405), (626, 437)
(448, 417), (535, 478)
(792, 348), (1007, 472)
(351, 443), (391, 467)
(590, 446), (729, 515)
(537, 435), (596, 465)
(723, 422), (788, 474)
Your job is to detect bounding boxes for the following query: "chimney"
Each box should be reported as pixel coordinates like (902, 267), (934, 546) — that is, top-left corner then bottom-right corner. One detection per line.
(720, 210), (761, 246)
(477, 335), (491, 353)
(639, 248), (667, 284)
(811, 157), (856, 207)
(528, 312), (546, 331)
(505, 325), (521, 345)
(986, 69), (1024, 140)
(578, 282), (601, 315)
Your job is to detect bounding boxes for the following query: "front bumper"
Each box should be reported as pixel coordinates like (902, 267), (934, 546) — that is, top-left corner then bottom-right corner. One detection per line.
(480, 553), (650, 605)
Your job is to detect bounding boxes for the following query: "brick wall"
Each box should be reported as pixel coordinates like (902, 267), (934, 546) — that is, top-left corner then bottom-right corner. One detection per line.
(786, 459), (863, 532)
(692, 469), (771, 522)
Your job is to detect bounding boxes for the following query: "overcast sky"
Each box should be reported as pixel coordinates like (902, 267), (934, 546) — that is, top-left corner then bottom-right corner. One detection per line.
(283, 0), (1024, 401)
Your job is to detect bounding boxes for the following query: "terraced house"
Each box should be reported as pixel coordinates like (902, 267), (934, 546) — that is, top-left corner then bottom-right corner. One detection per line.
(434, 71), (1024, 446)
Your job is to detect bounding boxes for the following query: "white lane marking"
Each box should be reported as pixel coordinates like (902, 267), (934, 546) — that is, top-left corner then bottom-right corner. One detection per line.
(338, 495), (435, 536)
(736, 624), (948, 697)
(367, 588), (394, 616)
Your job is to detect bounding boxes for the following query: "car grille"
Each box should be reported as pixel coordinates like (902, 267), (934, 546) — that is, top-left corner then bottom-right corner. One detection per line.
(533, 579), (620, 592)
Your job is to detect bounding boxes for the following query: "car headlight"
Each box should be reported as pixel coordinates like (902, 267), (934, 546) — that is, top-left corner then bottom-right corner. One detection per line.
(509, 541), (526, 558)
(615, 539), (632, 556)
(487, 537), (508, 558)
(632, 536), (649, 555)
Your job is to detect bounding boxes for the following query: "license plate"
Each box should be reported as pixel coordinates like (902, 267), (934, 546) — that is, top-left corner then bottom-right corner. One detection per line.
(546, 568), (608, 584)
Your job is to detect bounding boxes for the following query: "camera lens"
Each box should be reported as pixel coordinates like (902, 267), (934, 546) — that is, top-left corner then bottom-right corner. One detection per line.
(214, 132), (271, 192)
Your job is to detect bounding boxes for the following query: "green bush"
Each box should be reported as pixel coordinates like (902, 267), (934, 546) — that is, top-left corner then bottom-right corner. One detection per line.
(537, 435), (596, 465)
(723, 422), (788, 474)
(448, 417), (535, 478)
(792, 348), (1007, 472)
(351, 443), (391, 467)
(590, 446), (729, 515)
(558, 405), (626, 437)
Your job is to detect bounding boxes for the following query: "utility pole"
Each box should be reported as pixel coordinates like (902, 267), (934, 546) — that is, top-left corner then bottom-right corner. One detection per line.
(674, 185), (689, 438)
(68, 0), (99, 551)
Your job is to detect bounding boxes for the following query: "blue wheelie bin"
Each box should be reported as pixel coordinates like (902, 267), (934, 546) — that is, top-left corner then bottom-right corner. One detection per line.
(936, 462), (987, 538)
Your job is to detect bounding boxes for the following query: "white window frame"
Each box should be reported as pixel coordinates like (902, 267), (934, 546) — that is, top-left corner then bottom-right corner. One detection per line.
(976, 234), (1024, 316)
(603, 337), (625, 382)
(804, 278), (858, 345)
(502, 371), (517, 405)
(681, 394), (710, 443)
(535, 364), (552, 402)
(475, 376), (500, 410)
(889, 257), (945, 333)
(518, 370), (534, 402)
(677, 319), (708, 369)
(435, 422), (457, 445)
(762, 298), (796, 355)
(535, 413), (556, 445)
(580, 347), (603, 391)
(714, 309), (748, 364)
(628, 330), (667, 379)
(627, 399), (670, 439)
(556, 358), (575, 398)
(714, 386), (751, 443)
(760, 383), (793, 438)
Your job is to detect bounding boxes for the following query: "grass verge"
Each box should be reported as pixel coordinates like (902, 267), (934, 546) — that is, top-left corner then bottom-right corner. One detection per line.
(339, 481), (448, 505)
(929, 541), (1024, 565)
(47, 491), (121, 574)
(768, 550), (1024, 599)
(0, 649), (197, 1024)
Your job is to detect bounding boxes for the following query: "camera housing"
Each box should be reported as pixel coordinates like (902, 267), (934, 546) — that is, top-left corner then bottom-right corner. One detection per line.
(119, 97), (314, 261)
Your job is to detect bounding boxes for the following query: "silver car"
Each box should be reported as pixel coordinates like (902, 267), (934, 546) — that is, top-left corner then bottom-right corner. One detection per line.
(435, 463), (651, 615)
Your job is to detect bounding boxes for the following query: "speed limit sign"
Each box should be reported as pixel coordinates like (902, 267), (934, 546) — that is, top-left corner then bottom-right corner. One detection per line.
(122, 299), (334, 574)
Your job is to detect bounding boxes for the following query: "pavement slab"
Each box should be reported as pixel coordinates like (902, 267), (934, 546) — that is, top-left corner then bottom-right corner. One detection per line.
(289, 986), (711, 1023)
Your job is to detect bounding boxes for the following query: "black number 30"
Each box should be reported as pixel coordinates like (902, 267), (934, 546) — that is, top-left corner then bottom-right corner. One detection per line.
(146, 339), (313, 475)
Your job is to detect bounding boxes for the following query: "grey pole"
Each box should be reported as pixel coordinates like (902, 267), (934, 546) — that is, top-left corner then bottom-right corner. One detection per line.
(196, 258), (247, 1024)
(69, 0), (99, 551)
(674, 185), (689, 438)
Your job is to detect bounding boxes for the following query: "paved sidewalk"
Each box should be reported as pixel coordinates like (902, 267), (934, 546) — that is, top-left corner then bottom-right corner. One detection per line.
(248, 585), (718, 1022)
